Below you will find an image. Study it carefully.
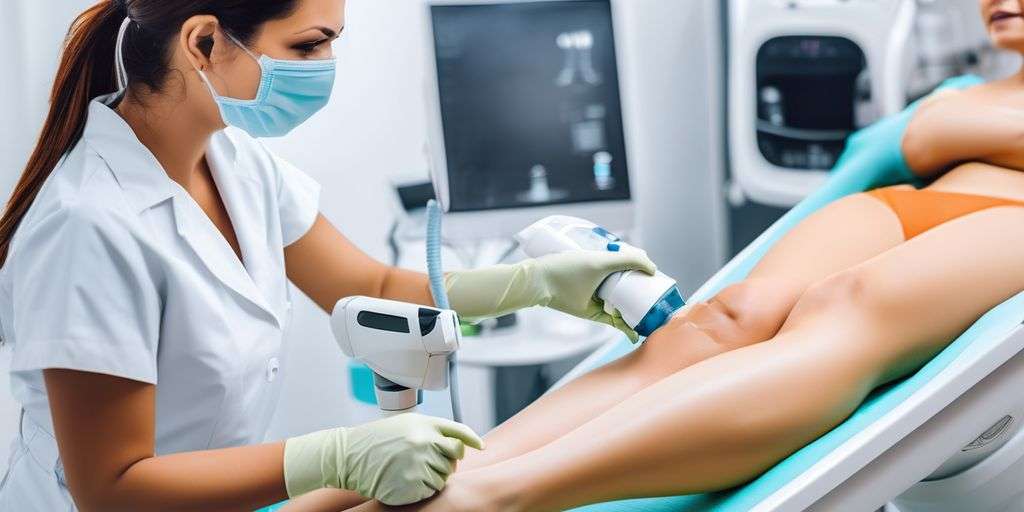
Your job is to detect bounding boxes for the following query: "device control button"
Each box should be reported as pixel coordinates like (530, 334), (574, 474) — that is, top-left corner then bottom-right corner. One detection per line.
(592, 226), (621, 242)
(419, 308), (442, 336)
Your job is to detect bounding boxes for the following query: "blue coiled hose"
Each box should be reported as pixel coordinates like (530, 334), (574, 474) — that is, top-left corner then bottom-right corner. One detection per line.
(425, 200), (462, 423)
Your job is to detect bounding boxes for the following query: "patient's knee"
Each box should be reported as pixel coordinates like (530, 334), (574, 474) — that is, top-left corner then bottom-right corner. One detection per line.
(784, 270), (877, 328)
(714, 278), (804, 341)
(658, 278), (803, 351)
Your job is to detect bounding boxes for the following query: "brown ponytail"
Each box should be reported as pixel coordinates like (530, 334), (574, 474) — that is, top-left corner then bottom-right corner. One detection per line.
(0, 1), (124, 265)
(0, 0), (300, 265)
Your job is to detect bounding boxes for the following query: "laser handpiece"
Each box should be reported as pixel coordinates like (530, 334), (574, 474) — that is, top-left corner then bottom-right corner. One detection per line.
(516, 215), (685, 337)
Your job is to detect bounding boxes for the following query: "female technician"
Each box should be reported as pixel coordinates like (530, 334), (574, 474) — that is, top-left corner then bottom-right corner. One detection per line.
(0, 1), (654, 510)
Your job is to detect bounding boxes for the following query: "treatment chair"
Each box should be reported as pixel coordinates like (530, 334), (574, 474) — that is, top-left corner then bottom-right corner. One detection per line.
(559, 74), (1024, 512)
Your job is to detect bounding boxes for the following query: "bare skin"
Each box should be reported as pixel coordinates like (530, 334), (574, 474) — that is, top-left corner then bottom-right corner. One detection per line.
(273, 1), (1024, 510)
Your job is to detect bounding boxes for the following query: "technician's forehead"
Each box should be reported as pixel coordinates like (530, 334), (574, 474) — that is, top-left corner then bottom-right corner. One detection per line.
(285, 0), (346, 33)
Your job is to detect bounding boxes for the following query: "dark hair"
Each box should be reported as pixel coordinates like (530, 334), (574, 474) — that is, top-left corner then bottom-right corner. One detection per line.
(0, 0), (299, 264)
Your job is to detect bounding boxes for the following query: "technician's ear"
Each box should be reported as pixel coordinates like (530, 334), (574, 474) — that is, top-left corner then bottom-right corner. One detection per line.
(179, 15), (221, 72)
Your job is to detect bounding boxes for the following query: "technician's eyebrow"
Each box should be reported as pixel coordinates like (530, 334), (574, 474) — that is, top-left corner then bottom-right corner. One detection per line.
(299, 26), (344, 38)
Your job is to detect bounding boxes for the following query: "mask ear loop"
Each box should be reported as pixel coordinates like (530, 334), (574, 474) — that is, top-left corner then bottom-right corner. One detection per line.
(115, 17), (132, 91)
(195, 30), (261, 99)
(222, 31), (262, 63)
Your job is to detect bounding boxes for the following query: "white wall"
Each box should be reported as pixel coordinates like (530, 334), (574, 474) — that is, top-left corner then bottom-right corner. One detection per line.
(0, 0), (26, 474)
(0, 0), (97, 471)
(615, 0), (726, 295)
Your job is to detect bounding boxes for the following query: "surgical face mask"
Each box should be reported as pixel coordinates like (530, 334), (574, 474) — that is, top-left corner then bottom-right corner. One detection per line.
(195, 32), (337, 138)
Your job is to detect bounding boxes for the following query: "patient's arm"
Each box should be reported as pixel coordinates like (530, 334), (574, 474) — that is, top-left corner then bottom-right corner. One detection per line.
(903, 84), (1024, 176)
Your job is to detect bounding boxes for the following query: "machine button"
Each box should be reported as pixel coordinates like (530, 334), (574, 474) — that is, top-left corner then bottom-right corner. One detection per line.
(419, 308), (442, 336)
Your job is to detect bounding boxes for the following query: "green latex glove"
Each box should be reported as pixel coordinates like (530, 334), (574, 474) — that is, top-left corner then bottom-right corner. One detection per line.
(283, 413), (484, 505)
(446, 248), (657, 341)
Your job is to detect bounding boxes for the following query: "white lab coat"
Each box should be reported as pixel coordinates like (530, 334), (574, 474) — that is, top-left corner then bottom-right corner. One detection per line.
(0, 93), (321, 510)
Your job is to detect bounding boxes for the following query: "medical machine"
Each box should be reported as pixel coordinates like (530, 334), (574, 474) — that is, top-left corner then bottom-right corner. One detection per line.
(516, 215), (684, 337)
(728, 0), (913, 209)
(331, 296), (461, 414)
(424, 0), (635, 241)
(723, 0), (1007, 254)
(724, 0), (916, 253)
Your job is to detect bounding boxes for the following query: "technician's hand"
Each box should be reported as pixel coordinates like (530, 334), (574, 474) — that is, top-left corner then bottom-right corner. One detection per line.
(446, 248), (657, 341)
(283, 413), (484, 506)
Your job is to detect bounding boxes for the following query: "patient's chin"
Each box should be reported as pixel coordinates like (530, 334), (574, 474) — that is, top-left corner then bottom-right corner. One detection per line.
(990, 31), (1024, 53)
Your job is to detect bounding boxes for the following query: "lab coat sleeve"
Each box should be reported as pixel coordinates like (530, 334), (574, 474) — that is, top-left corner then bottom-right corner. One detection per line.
(272, 154), (322, 247)
(9, 202), (162, 384)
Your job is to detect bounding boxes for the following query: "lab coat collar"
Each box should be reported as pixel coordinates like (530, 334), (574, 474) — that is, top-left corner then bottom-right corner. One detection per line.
(174, 134), (282, 329)
(171, 194), (282, 329)
(84, 93), (177, 213)
(87, 93), (282, 328)
(203, 138), (284, 328)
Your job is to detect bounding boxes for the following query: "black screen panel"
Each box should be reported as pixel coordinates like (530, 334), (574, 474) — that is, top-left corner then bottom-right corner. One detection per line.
(432, 0), (631, 212)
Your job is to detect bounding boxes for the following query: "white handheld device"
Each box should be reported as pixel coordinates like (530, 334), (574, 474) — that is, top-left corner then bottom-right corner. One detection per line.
(332, 296), (461, 413)
(516, 216), (685, 337)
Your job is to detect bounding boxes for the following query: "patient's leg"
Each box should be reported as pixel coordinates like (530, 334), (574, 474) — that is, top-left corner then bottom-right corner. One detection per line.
(460, 277), (805, 470)
(461, 193), (904, 470)
(289, 195), (902, 511)
(282, 280), (807, 512)
(354, 205), (1024, 512)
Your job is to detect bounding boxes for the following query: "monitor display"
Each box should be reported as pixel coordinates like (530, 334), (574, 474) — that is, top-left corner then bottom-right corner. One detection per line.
(430, 0), (631, 213)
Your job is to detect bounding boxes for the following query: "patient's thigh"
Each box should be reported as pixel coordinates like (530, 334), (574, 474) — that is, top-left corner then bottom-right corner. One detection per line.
(636, 193), (903, 375)
(779, 205), (1024, 381)
(749, 193), (905, 286)
(638, 190), (904, 368)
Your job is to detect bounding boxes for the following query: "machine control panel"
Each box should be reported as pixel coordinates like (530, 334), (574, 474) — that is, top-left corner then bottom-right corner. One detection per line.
(754, 35), (870, 171)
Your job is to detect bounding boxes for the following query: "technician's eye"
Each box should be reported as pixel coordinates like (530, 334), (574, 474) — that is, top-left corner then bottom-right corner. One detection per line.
(294, 40), (327, 56)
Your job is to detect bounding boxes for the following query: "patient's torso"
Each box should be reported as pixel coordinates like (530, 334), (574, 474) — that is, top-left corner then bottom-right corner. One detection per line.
(926, 162), (1024, 203)
(919, 79), (1024, 202)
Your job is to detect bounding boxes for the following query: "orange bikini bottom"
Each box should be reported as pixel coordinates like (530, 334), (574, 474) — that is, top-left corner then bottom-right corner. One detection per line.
(866, 186), (1024, 240)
